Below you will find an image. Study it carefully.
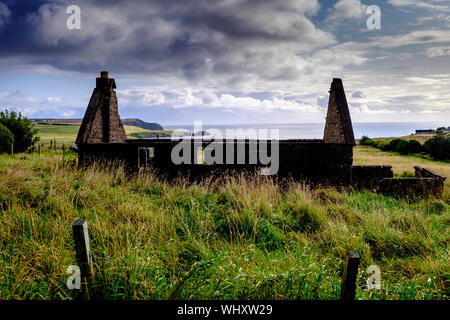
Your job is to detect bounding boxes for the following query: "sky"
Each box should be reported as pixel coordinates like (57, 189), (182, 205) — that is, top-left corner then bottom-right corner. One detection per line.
(0, 0), (449, 125)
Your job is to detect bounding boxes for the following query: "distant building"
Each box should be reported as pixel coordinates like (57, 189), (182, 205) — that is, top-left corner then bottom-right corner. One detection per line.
(437, 127), (450, 133)
(415, 129), (435, 135)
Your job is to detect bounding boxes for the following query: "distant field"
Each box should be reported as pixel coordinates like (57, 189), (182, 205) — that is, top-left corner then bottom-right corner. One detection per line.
(35, 123), (175, 146)
(33, 119), (82, 125)
(354, 145), (449, 196)
(373, 134), (435, 144)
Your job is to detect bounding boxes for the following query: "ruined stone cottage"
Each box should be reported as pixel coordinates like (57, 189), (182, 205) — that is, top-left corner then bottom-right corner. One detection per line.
(76, 72), (446, 198)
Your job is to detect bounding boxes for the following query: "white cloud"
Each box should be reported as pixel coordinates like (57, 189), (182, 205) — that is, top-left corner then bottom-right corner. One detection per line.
(62, 111), (75, 117)
(45, 96), (61, 104)
(0, 90), (37, 106)
(0, 2), (10, 28)
(426, 46), (450, 57)
(388, 0), (450, 12)
(373, 30), (450, 48)
(419, 109), (441, 114)
(350, 102), (396, 114)
(327, 0), (367, 21)
(118, 86), (321, 114)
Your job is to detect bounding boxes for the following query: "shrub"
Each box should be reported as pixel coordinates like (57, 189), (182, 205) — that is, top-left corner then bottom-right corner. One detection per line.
(359, 135), (371, 145)
(360, 136), (428, 157)
(395, 139), (410, 154)
(388, 138), (404, 152)
(406, 140), (422, 154)
(0, 123), (14, 153)
(377, 141), (390, 151)
(423, 135), (450, 160)
(0, 109), (39, 153)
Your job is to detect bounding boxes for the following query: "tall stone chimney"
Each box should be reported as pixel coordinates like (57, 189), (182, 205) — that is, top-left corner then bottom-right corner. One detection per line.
(76, 71), (127, 144)
(323, 78), (356, 145)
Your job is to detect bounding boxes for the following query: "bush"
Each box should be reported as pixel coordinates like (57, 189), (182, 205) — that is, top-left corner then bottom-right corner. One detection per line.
(359, 135), (371, 145)
(406, 140), (422, 154)
(0, 110), (39, 152)
(361, 136), (426, 154)
(395, 139), (410, 154)
(423, 135), (450, 160)
(387, 138), (403, 152)
(0, 123), (14, 153)
(377, 141), (390, 151)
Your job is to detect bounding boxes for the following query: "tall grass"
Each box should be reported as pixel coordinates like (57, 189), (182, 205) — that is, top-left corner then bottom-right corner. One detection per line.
(0, 154), (448, 300)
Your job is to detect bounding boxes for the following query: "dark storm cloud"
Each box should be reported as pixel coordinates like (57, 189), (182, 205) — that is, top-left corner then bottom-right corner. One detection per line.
(0, 0), (334, 86)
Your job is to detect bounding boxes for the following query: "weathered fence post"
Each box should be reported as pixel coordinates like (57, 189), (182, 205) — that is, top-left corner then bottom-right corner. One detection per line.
(72, 220), (93, 279)
(340, 251), (360, 300)
(38, 144), (41, 156)
(10, 143), (13, 155)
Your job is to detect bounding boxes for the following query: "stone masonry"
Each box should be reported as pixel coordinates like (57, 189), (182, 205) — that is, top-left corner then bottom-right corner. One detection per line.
(76, 71), (127, 144)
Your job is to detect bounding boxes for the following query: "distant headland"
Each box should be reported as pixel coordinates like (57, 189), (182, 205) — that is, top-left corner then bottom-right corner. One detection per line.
(30, 118), (164, 131)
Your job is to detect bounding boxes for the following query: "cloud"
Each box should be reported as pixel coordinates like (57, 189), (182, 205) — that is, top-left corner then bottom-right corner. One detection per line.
(350, 102), (396, 114)
(373, 30), (450, 48)
(0, 2), (10, 28)
(419, 109), (441, 114)
(352, 90), (365, 98)
(0, 0), (336, 91)
(327, 0), (367, 22)
(426, 46), (450, 57)
(338, 29), (450, 51)
(45, 96), (61, 104)
(1, 0), (450, 123)
(388, 0), (450, 12)
(0, 90), (36, 106)
(117, 86), (321, 114)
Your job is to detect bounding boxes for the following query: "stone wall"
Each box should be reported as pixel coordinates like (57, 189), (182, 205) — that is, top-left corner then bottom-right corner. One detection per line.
(379, 177), (445, 198)
(351, 165), (393, 191)
(351, 165), (446, 198)
(414, 166), (447, 180)
(78, 139), (354, 185)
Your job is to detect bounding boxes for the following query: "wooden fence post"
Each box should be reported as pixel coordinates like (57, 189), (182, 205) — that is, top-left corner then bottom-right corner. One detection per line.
(38, 144), (41, 156)
(10, 143), (13, 155)
(72, 220), (93, 279)
(340, 251), (360, 300)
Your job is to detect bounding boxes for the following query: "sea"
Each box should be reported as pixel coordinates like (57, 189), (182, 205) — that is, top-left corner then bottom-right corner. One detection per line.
(164, 122), (449, 140)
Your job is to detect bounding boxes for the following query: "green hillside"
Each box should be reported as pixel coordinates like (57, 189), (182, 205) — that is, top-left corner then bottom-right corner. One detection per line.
(35, 123), (175, 146)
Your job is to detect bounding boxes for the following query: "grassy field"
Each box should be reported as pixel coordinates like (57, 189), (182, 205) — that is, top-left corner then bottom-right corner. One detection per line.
(369, 134), (435, 144)
(0, 128), (448, 300)
(0, 153), (448, 300)
(354, 145), (450, 197)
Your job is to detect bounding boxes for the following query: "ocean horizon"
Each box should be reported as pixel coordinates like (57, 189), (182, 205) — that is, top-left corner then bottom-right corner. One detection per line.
(164, 122), (449, 140)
